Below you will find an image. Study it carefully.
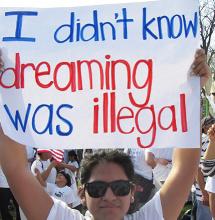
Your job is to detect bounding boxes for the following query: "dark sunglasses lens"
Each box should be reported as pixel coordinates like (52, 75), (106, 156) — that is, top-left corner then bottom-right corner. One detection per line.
(111, 180), (131, 196)
(86, 182), (107, 198)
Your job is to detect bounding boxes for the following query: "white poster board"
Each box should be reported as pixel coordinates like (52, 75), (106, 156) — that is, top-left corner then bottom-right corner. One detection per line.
(0, 0), (201, 149)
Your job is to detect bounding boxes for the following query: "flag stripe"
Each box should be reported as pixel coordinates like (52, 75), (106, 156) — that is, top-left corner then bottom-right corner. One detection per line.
(50, 149), (64, 162)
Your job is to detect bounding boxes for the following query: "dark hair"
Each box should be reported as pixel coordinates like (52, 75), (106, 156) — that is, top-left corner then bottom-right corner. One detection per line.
(57, 171), (71, 187)
(80, 150), (134, 185)
(68, 150), (79, 164)
(201, 116), (215, 134)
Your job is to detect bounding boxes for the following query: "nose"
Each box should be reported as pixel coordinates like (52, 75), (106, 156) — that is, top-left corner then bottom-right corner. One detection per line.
(102, 186), (117, 200)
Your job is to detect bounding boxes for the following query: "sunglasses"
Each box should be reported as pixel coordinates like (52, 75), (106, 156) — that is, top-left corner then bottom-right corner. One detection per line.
(85, 180), (133, 198)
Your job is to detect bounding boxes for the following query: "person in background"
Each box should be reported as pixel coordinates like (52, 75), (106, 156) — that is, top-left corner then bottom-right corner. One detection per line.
(35, 170), (76, 208)
(31, 149), (57, 184)
(201, 124), (215, 219)
(124, 148), (154, 213)
(83, 149), (93, 158)
(192, 117), (215, 220)
(77, 149), (84, 163)
(201, 124), (215, 177)
(205, 175), (215, 220)
(65, 150), (80, 184)
(63, 150), (82, 211)
(0, 165), (21, 220)
(145, 148), (173, 188)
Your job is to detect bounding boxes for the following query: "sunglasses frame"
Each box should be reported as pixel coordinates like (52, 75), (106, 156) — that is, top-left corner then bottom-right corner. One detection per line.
(84, 180), (134, 198)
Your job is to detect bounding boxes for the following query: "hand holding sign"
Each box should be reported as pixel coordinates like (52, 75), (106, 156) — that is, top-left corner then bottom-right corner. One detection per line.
(191, 49), (210, 88)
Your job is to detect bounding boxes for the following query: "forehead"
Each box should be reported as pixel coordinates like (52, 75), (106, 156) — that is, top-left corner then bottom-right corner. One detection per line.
(57, 173), (64, 178)
(42, 151), (52, 155)
(89, 161), (128, 182)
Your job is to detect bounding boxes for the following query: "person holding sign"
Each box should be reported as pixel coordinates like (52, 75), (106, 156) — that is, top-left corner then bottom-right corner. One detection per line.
(0, 49), (211, 220)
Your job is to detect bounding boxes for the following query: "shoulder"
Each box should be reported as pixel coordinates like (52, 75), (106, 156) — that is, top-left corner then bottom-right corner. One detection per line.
(31, 159), (43, 173)
(125, 192), (164, 220)
(47, 197), (85, 220)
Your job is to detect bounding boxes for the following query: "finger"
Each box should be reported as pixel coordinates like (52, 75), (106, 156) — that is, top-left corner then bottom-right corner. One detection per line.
(192, 54), (206, 71)
(193, 64), (207, 76)
(194, 49), (205, 58)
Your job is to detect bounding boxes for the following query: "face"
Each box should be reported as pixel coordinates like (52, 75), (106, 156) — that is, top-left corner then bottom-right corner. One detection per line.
(84, 162), (134, 220)
(56, 173), (67, 186)
(41, 152), (52, 160)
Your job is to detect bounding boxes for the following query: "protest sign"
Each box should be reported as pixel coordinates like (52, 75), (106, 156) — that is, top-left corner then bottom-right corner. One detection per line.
(0, 0), (201, 149)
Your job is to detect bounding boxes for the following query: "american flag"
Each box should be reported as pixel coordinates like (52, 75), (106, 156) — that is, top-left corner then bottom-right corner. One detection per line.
(50, 149), (64, 162)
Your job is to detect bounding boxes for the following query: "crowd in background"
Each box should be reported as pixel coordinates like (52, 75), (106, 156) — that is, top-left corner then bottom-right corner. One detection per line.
(1, 116), (215, 220)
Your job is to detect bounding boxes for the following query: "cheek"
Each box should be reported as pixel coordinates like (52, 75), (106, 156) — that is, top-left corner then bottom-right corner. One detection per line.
(120, 193), (134, 214)
(123, 195), (133, 210)
(85, 193), (100, 213)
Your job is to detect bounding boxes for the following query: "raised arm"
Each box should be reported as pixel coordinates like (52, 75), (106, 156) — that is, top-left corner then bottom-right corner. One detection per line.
(160, 148), (200, 219)
(195, 167), (209, 205)
(145, 151), (157, 169)
(40, 160), (57, 181)
(35, 168), (47, 187)
(0, 128), (53, 220)
(209, 191), (215, 219)
(160, 49), (211, 220)
(203, 124), (215, 160)
(201, 124), (215, 176)
(60, 162), (78, 172)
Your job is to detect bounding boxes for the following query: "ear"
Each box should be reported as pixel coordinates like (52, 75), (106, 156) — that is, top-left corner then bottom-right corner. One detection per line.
(130, 195), (135, 203)
(78, 186), (87, 206)
(130, 184), (136, 204)
(131, 183), (136, 195)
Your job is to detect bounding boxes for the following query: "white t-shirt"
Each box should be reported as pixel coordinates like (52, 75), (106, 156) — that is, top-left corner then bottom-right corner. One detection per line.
(0, 166), (9, 188)
(194, 134), (209, 201)
(146, 148), (173, 161)
(65, 161), (79, 185)
(125, 149), (153, 180)
(47, 191), (163, 220)
(65, 161), (81, 207)
(31, 159), (57, 184)
(26, 146), (35, 170)
(146, 148), (173, 183)
(205, 176), (215, 193)
(46, 183), (75, 205)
